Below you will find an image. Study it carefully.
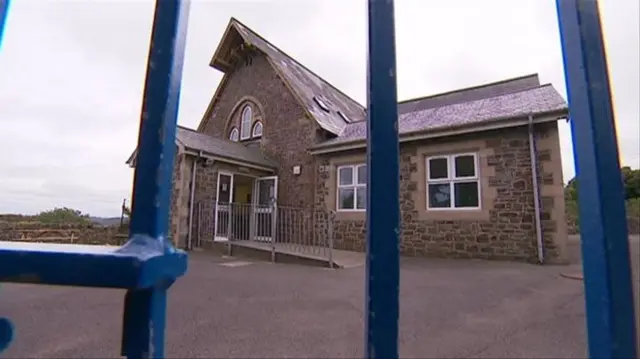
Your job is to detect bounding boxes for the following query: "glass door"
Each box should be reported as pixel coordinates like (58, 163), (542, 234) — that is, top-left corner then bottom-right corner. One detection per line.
(214, 172), (233, 241)
(253, 176), (278, 242)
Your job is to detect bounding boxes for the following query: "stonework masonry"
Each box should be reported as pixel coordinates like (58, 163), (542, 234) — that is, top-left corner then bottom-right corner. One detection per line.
(156, 47), (638, 262)
(197, 54), (321, 211)
(315, 122), (570, 264)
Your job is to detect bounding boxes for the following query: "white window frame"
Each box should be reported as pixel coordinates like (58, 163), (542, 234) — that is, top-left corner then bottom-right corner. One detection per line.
(252, 121), (263, 138)
(336, 164), (367, 212)
(426, 153), (481, 210)
(240, 105), (252, 140)
(229, 127), (239, 142)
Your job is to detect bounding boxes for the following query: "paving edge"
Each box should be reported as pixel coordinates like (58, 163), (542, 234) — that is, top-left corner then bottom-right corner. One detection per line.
(560, 272), (584, 280)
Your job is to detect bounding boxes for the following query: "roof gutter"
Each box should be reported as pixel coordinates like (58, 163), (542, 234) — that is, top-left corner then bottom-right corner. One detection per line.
(309, 110), (568, 155)
(528, 114), (545, 264)
(187, 150), (203, 250)
(183, 148), (276, 173)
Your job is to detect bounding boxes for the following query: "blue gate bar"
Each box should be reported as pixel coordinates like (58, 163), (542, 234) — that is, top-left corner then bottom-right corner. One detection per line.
(556, 1), (637, 358)
(0, 0), (9, 50)
(0, 0), (190, 357)
(365, 0), (400, 358)
(123, 0), (191, 358)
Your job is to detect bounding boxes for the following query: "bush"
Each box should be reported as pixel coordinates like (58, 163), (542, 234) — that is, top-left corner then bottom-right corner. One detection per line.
(33, 207), (92, 225)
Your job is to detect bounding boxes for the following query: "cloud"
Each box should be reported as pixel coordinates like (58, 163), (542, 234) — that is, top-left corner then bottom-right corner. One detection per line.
(0, 0), (637, 216)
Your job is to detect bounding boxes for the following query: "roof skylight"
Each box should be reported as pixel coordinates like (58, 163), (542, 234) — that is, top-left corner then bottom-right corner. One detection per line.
(313, 96), (330, 112)
(337, 111), (349, 122)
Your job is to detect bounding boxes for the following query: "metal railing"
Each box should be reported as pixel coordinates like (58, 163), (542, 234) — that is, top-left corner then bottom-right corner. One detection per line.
(194, 201), (334, 262)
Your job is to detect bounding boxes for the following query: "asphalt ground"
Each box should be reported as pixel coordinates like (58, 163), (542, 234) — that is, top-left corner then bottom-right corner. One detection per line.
(1, 235), (638, 358)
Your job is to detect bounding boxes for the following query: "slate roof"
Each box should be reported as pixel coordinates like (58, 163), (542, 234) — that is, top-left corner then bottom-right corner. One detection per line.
(222, 18), (366, 135)
(176, 126), (278, 168)
(315, 81), (569, 149)
(397, 73), (543, 114)
(126, 126), (278, 169)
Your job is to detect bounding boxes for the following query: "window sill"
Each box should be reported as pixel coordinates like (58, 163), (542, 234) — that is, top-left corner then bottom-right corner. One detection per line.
(335, 210), (366, 221)
(426, 207), (481, 211)
(419, 206), (489, 221)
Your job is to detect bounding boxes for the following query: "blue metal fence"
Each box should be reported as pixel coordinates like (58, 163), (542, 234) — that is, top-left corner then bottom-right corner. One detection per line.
(556, 1), (637, 358)
(365, 1), (400, 358)
(0, 0), (636, 358)
(0, 1), (190, 358)
(0, 0), (9, 51)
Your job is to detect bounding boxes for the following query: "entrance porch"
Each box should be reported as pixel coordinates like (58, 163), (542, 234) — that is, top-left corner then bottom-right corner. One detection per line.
(192, 169), (339, 267)
(212, 172), (278, 243)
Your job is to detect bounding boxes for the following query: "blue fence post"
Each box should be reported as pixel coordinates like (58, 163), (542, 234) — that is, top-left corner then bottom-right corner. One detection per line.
(122, 0), (191, 358)
(365, 0), (400, 358)
(0, 0), (188, 357)
(555, 1), (637, 358)
(0, 0), (10, 51)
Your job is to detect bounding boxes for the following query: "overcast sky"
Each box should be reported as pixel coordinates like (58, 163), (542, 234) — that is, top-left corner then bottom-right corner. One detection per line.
(0, 0), (638, 217)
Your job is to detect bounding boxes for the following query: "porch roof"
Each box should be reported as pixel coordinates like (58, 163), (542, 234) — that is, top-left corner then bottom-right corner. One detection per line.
(125, 126), (278, 170)
(177, 126), (278, 169)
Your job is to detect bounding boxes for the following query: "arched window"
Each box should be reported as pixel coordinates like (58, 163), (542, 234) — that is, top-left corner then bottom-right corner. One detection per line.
(229, 127), (239, 142)
(240, 105), (252, 140)
(252, 121), (263, 138)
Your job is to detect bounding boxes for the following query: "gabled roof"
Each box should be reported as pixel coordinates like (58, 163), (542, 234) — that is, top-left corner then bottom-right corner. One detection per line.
(204, 18), (568, 154)
(126, 126), (278, 170)
(209, 18), (366, 135)
(312, 75), (569, 151)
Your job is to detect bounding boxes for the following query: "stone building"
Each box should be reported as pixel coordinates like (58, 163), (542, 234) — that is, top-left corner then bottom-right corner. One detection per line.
(127, 17), (569, 263)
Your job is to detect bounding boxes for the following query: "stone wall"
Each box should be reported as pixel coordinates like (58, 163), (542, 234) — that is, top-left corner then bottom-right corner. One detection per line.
(198, 53), (318, 210)
(0, 222), (126, 246)
(315, 122), (569, 263)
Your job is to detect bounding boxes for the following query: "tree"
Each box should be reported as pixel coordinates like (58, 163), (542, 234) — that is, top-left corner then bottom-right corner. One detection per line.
(621, 166), (640, 200)
(565, 166), (640, 201)
(35, 207), (92, 224)
(565, 177), (578, 201)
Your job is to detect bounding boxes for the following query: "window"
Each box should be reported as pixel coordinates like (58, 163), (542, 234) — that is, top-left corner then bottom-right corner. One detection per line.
(252, 121), (263, 138)
(240, 105), (252, 140)
(337, 164), (367, 211)
(426, 153), (480, 210)
(229, 127), (239, 142)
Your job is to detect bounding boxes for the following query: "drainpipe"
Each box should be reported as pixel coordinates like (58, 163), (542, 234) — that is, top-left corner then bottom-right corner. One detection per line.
(187, 150), (202, 250)
(528, 115), (545, 264)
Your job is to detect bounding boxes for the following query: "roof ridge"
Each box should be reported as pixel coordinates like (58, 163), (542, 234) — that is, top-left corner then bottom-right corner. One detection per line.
(398, 73), (540, 105)
(230, 17), (365, 110)
(340, 83), (555, 126)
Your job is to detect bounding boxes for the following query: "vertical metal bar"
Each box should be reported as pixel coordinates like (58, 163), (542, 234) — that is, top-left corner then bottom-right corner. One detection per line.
(0, 0), (10, 51)
(328, 211), (334, 269)
(226, 203), (232, 256)
(365, 0), (400, 358)
(556, 1), (637, 358)
(271, 203), (277, 262)
(123, 0), (190, 358)
(187, 159), (198, 250)
(129, 0), (190, 241)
